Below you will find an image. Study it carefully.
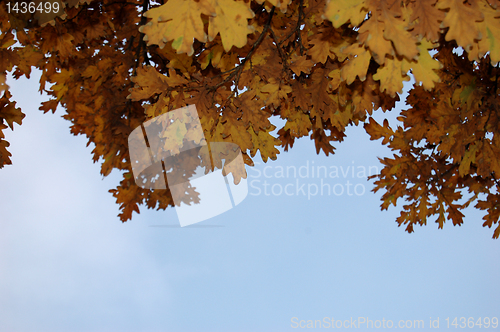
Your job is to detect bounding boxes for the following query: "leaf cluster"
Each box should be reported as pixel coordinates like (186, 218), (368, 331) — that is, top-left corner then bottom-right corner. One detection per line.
(1, 0), (500, 238)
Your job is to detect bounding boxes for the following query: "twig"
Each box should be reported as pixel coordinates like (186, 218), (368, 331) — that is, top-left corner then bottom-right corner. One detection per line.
(209, 6), (276, 91)
(269, 27), (287, 65)
(277, 0), (305, 55)
(134, 0), (150, 75)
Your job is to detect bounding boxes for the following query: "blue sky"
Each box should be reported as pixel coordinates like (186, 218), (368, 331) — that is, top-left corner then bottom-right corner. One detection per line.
(0, 72), (499, 332)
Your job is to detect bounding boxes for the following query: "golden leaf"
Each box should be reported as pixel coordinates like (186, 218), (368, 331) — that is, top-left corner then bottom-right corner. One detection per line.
(474, 1), (500, 64)
(141, 0), (208, 55)
(437, 0), (484, 50)
(323, 0), (367, 28)
(207, 0), (255, 52)
(341, 44), (371, 84)
(373, 56), (409, 97)
(248, 124), (280, 162)
(402, 39), (442, 90)
(357, 13), (394, 65)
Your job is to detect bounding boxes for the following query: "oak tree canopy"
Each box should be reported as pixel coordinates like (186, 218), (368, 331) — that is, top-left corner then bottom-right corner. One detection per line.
(1, 0), (500, 238)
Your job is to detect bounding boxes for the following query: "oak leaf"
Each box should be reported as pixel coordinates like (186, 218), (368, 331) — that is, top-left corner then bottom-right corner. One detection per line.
(141, 0), (208, 55)
(207, 0), (255, 51)
(437, 0), (484, 51)
(341, 44), (371, 84)
(402, 39), (442, 90)
(409, 0), (445, 42)
(373, 56), (409, 97)
(289, 54), (314, 75)
(323, 0), (367, 28)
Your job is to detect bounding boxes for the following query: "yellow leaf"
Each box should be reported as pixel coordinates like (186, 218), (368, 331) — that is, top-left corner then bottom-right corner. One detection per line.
(459, 142), (479, 176)
(15, 45), (44, 78)
(141, 0), (208, 55)
(364, 118), (394, 145)
(259, 81), (292, 107)
(207, 0), (255, 52)
(341, 44), (371, 84)
(283, 110), (311, 137)
(402, 39), (442, 90)
(475, 1), (500, 64)
(198, 44), (224, 69)
(373, 56), (409, 97)
(437, 0), (484, 51)
(220, 114), (253, 151)
(217, 51), (240, 71)
(482, 140), (500, 176)
(161, 119), (188, 155)
(249, 124), (280, 162)
(357, 14), (394, 65)
(323, 0), (367, 28)
(0, 32), (16, 49)
(54, 33), (74, 58)
(328, 68), (341, 91)
(382, 14), (419, 61)
(221, 146), (247, 184)
(50, 68), (74, 100)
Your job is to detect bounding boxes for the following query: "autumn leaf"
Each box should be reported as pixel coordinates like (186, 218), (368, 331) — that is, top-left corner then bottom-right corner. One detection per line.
(248, 124), (280, 162)
(357, 13), (394, 65)
(323, 0), (367, 28)
(0, 92), (24, 169)
(402, 39), (442, 90)
(160, 119), (188, 155)
(307, 33), (336, 64)
(283, 109), (311, 137)
(459, 142), (479, 176)
(382, 12), (419, 61)
(482, 140), (500, 176)
(128, 66), (178, 101)
(220, 113), (253, 152)
(311, 128), (335, 156)
(289, 54), (314, 75)
(221, 145), (247, 184)
(437, 0), (484, 51)
(140, 0), (208, 55)
(208, 0), (255, 51)
(259, 80), (292, 108)
(255, 0), (291, 13)
(473, 0), (500, 64)
(373, 56), (409, 97)
(0, 91), (25, 130)
(341, 44), (371, 84)
(409, 0), (445, 42)
(364, 118), (393, 145)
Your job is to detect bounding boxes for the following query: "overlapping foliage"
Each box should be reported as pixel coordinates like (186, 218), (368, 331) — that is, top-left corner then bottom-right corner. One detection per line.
(1, 0), (500, 238)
